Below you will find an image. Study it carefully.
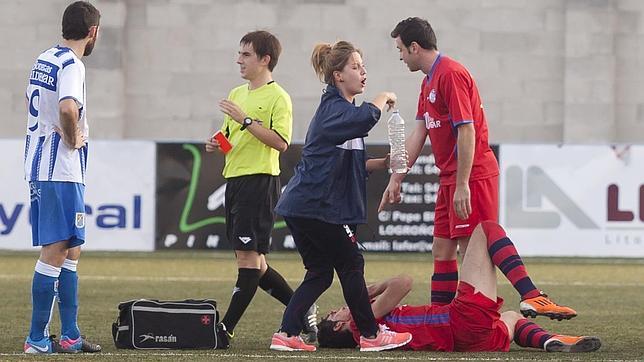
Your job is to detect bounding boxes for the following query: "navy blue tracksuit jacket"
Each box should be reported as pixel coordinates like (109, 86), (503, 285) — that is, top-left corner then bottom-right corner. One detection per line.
(275, 85), (381, 225)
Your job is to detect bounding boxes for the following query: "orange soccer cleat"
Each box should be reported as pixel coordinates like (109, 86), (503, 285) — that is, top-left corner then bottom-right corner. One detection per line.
(520, 293), (577, 320)
(359, 324), (412, 352)
(544, 335), (601, 353)
(269, 332), (316, 352)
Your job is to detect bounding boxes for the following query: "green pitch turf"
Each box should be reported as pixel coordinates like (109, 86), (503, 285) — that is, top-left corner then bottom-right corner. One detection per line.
(0, 251), (642, 361)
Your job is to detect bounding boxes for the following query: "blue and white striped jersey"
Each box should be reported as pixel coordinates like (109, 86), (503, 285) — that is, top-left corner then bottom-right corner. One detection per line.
(24, 45), (88, 184)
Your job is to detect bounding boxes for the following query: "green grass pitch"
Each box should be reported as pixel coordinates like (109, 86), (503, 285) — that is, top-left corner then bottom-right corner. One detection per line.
(0, 251), (642, 361)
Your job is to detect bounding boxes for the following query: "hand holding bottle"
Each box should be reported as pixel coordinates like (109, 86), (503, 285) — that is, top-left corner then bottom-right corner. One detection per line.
(372, 92), (397, 112)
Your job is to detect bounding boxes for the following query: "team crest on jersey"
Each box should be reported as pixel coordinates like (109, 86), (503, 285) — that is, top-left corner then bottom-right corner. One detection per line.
(75, 213), (85, 228)
(429, 89), (437, 103)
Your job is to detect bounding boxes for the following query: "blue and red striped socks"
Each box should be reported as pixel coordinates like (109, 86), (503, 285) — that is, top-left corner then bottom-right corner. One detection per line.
(481, 221), (540, 300)
(513, 318), (552, 349)
(430, 260), (458, 305)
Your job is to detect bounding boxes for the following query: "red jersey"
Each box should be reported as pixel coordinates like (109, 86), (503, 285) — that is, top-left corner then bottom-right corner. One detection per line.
(416, 54), (498, 185)
(350, 304), (454, 351)
(349, 282), (510, 352)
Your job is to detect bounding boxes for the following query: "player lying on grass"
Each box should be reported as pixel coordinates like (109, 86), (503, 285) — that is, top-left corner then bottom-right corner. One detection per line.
(317, 221), (601, 353)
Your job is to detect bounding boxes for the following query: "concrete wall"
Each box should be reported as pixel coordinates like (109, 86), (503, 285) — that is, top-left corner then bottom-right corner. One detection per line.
(2, 0), (644, 144)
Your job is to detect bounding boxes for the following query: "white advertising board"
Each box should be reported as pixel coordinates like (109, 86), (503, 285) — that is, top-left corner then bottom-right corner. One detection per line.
(499, 144), (644, 257)
(0, 140), (155, 251)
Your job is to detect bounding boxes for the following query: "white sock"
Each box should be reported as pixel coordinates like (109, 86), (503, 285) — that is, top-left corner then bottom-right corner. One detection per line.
(35, 260), (61, 278)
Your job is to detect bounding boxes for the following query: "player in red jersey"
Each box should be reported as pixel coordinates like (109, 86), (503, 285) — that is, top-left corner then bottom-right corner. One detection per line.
(317, 221), (599, 353)
(380, 17), (499, 308)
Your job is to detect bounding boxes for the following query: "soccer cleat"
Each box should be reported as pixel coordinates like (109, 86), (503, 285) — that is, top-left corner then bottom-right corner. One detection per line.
(24, 336), (66, 354)
(24, 336), (54, 354)
(301, 304), (319, 344)
(544, 335), (601, 353)
(270, 332), (316, 352)
(359, 324), (412, 352)
(58, 336), (81, 353)
(79, 336), (102, 353)
(59, 335), (102, 353)
(520, 293), (577, 320)
(216, 323), (233, 349)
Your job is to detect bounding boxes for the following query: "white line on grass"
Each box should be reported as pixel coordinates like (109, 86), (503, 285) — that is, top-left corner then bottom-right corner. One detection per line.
(0, 352), (636, 361)
(0, 274), (641, 286)
(0, 274), (247, 282)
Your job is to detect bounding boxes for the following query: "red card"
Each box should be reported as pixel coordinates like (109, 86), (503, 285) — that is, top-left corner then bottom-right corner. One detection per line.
(213, 131), (232, 154)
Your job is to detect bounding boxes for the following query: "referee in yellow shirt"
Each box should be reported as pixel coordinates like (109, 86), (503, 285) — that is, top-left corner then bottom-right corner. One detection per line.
(205, 30), (317, 348)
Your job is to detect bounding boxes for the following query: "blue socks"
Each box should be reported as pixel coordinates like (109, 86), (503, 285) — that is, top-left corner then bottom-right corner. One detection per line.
(29, 260), (60, 341)
(29, 259), (81, 342)
(58, 259), (80, 340)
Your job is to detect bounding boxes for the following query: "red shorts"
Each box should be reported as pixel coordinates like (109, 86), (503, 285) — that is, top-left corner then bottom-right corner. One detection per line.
(449, 282), (510, 352)
(433, 175), (498, 239)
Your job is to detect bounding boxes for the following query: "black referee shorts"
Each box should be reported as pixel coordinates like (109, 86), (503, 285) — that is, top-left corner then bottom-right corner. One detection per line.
(225, 174), (280, 254)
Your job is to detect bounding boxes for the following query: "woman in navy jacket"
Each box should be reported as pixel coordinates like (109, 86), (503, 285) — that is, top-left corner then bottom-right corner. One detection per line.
(269, 41), (412, 352)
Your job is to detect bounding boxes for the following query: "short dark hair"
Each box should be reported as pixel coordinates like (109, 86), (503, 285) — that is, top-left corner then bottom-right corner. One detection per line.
(240, 30), (282, 71)
(390, 17), (437, 50)
(62, 1), (100, 40)
(317, 319), (358, 349)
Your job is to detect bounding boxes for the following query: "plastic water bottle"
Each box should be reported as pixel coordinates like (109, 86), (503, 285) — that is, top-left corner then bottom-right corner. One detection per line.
(387, 110), (408, 173)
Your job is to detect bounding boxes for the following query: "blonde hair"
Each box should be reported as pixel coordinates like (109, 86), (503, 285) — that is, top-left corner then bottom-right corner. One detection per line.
(311, 41), (362, 85)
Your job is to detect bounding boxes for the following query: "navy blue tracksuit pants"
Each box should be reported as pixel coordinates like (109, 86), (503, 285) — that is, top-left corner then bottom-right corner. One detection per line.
(279, 216), (378, 338)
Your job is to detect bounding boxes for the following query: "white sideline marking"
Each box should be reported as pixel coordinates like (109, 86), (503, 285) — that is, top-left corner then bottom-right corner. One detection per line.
(0, 274), (264, 282)
(0, 274), (641, 287)
(0, 353), (636, 361)
(0, 353), (640, 361)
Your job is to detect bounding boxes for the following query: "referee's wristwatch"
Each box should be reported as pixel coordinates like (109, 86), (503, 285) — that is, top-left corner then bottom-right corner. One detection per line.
(240, 117), (253, 131)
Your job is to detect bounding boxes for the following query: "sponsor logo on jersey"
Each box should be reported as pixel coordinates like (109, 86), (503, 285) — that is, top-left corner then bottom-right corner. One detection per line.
(29, 60), (59, 92)
(424, 112), (441, 129)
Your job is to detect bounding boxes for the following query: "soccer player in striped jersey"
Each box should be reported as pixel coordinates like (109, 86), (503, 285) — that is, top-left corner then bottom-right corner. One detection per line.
(317, 221), (598, 353)
(23, 1), (101, 354)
